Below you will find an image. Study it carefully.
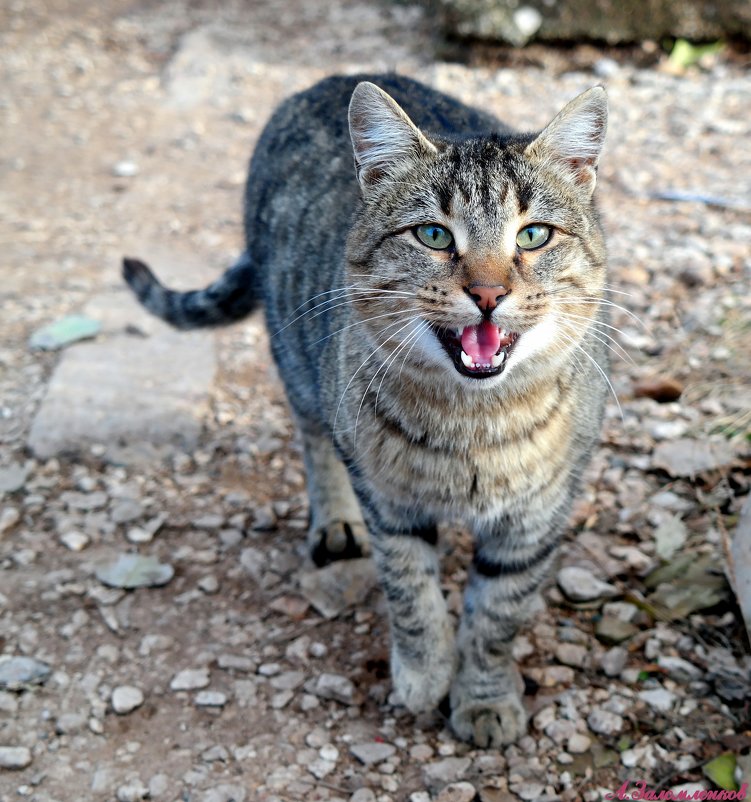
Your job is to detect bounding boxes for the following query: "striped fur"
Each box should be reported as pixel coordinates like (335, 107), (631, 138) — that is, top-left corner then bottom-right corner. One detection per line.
(124, 74), (610, 747)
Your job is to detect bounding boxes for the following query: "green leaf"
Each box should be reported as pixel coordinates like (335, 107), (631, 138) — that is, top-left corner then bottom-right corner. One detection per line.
(669, 39), (723, 70)
(702, 752), (738, 791)
(29, 315), (101, 351)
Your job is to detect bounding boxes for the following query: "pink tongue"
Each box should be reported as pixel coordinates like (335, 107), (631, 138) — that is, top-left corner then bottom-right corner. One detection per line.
(461, 321), (501, 363)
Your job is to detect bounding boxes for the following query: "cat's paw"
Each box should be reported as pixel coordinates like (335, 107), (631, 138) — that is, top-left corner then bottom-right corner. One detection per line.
(309, 520), (370, 567)
(449, 689), (528, 748)
(390, 648), (454, 713)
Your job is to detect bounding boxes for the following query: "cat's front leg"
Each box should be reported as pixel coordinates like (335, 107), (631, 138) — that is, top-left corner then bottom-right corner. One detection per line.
(450, 515), (562, 747)
(369, 524), (455, 713)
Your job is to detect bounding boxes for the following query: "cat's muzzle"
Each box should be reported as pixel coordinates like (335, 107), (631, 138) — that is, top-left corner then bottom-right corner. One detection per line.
(433, 321), (519, 379)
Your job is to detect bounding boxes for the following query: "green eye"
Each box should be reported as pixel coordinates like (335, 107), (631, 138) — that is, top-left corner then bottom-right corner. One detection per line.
(415, 224), (454, 250)
(516, 224), (552, 250)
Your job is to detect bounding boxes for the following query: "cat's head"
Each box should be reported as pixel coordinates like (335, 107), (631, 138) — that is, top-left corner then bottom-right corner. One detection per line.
(345, 81), (608, 392)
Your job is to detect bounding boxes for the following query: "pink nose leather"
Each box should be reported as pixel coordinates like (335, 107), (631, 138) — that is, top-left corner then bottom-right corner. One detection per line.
(466, 284), (509, 311)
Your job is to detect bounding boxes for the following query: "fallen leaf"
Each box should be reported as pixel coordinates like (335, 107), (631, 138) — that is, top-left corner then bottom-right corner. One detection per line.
(29, 315), (101, 351)
(633, 376), (684, 403)
(96, 553), (174, 589)
(652, 438), (736, 478)
(702, 752), (738, 791)
(654, 515), (688, 561)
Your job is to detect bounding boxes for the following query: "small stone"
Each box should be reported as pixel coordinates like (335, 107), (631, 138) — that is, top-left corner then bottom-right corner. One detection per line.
(638, 687), (677, 712)
(587, 707), (624, 736)
(350, 790), (377, 802)
(545, 719), (576, 744)
(436, 782), (478, 802)
(0, 506), (20, 535)
(509, 782), (545, 801)
(258, 662), (281, 677)
(60, 531), (89, 551)
(116, 781), (149, 802)
(270, 671), (305, 691)
(299, 559), (378, 618)
(657, 655), (702, 682)
(0, 746), (32, 769)
(270, 690), (293, 709)
(423, 757), (471, 793)
(0, 463), (28, 494)
(170, 668), (210, 691)
(0, 655), (52, 689)
(149, 774), (169, 798)
(195, 691), (227, 707)
(557, 566), (618, 603)
(198, 575), (220, 594)
(56, 711), (87, 733)
(0, 691), (19, 714)
(113, 160), (139, 177)
(96, 553), (174, 589)
(126, 527), (153, 544)
(308, 758), (335, 779)
(217, 654), (255, 673)
(319, 744), (339, 762)
(595, 617), (638, 644)
(350, 742), (396, 766)
(110, 499), (144, 524)
(555, 643), (588, 668)
(410, 744), (434, 761)
(202, 745), (229, 762)
(313, 672), (356, 704)
(567, 733), (592, 754)
(410, 794), (431, 802)
(600, 646), (628, 677)
(199, 785), (246, 802)
(194, 513), (224, 529)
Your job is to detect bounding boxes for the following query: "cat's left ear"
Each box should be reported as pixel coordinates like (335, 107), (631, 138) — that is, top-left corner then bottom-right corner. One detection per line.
(348, 82), (437, 190)
(525, 87), (608, 196)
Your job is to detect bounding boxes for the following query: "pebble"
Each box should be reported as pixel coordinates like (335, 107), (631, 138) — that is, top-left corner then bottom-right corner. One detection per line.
(0, 691), (19, 714)
(270, 690), (293, 709)
(0, 746), (32, 769)
(409, 744), (434, 761)
(595, 617), (638, 644)
(60, 530), (89, 551)
(435, 782), (478, 802)
(423, 757), (471, 793)
(112, 160), (139, 177)
(217, 654), (255, 673)
(556, 566), (619, 602)
(587, 707), (624, 736)
(0, 463), (28, 494)
(350, 742), (397, 766)
(198, 575), (220, 594)
(639, 687), (677, 712)
(567, 733), (592, 754)
(56, 711), (87, 733)
(308, 758), (336, 779)
(170, 668), (210, 691)
(270, 670), (305, 691)
(195, 690), (227, 707)
(0, 656), (52, 689)
(148, 774), (169, 798)
(600, 646), (628, 677)
(555, 643), (588, 668)
(112, 685), (144, 714)
(110, 498), (144, 523)
(96, 553), (174, 589)
(409, 794), (431, 802)
(350, 790), (376, 802)
(510, 782), (546, 801)
(0, 506), (20, 535)
(199, 785), (246, 802)
(117, 781), (149, 802)
(313, 672), (356, 704)
(657, 655), (702, 682)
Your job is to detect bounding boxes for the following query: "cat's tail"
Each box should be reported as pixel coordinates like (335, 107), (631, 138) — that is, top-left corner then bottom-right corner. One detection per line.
(122, 251), (258, 330)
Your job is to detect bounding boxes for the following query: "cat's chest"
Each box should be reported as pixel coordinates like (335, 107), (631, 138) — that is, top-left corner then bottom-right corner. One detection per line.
(356, 380), (574, 517)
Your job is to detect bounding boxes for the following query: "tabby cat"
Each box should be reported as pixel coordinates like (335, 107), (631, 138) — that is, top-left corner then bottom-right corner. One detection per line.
(123, 74), (609, 747)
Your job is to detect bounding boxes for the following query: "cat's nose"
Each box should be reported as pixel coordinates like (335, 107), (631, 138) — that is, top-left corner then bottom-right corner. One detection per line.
(465, 284), (509, 311)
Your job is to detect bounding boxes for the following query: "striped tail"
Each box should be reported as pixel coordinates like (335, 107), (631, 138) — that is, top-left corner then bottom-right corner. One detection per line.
(122, 251), (257, 330)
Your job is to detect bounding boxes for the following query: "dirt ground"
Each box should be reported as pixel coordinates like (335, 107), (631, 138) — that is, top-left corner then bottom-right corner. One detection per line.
(1, 1), (750, 801)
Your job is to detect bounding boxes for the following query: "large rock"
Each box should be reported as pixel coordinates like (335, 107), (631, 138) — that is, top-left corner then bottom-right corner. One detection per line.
(432, 0), (751, 45)
(28, 251), (218, 464)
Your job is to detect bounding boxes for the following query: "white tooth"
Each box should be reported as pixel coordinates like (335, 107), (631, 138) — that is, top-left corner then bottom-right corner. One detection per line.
(455, 326), (463, 336)
(490, 353), (502, 368)
(460, 350), (473, 368)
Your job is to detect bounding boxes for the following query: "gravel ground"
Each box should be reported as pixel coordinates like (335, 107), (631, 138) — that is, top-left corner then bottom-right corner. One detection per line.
(1, 1), (750, 801)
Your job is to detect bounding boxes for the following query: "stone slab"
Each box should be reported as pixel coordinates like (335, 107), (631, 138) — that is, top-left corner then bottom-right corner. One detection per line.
(28, 252), (219, 464)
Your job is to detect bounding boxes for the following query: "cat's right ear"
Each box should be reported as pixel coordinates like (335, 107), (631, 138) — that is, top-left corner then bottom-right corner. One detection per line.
(348, 82), (436, 190)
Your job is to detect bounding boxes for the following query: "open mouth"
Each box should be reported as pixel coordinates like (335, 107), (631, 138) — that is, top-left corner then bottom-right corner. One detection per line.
(432, 320), (520, 379)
